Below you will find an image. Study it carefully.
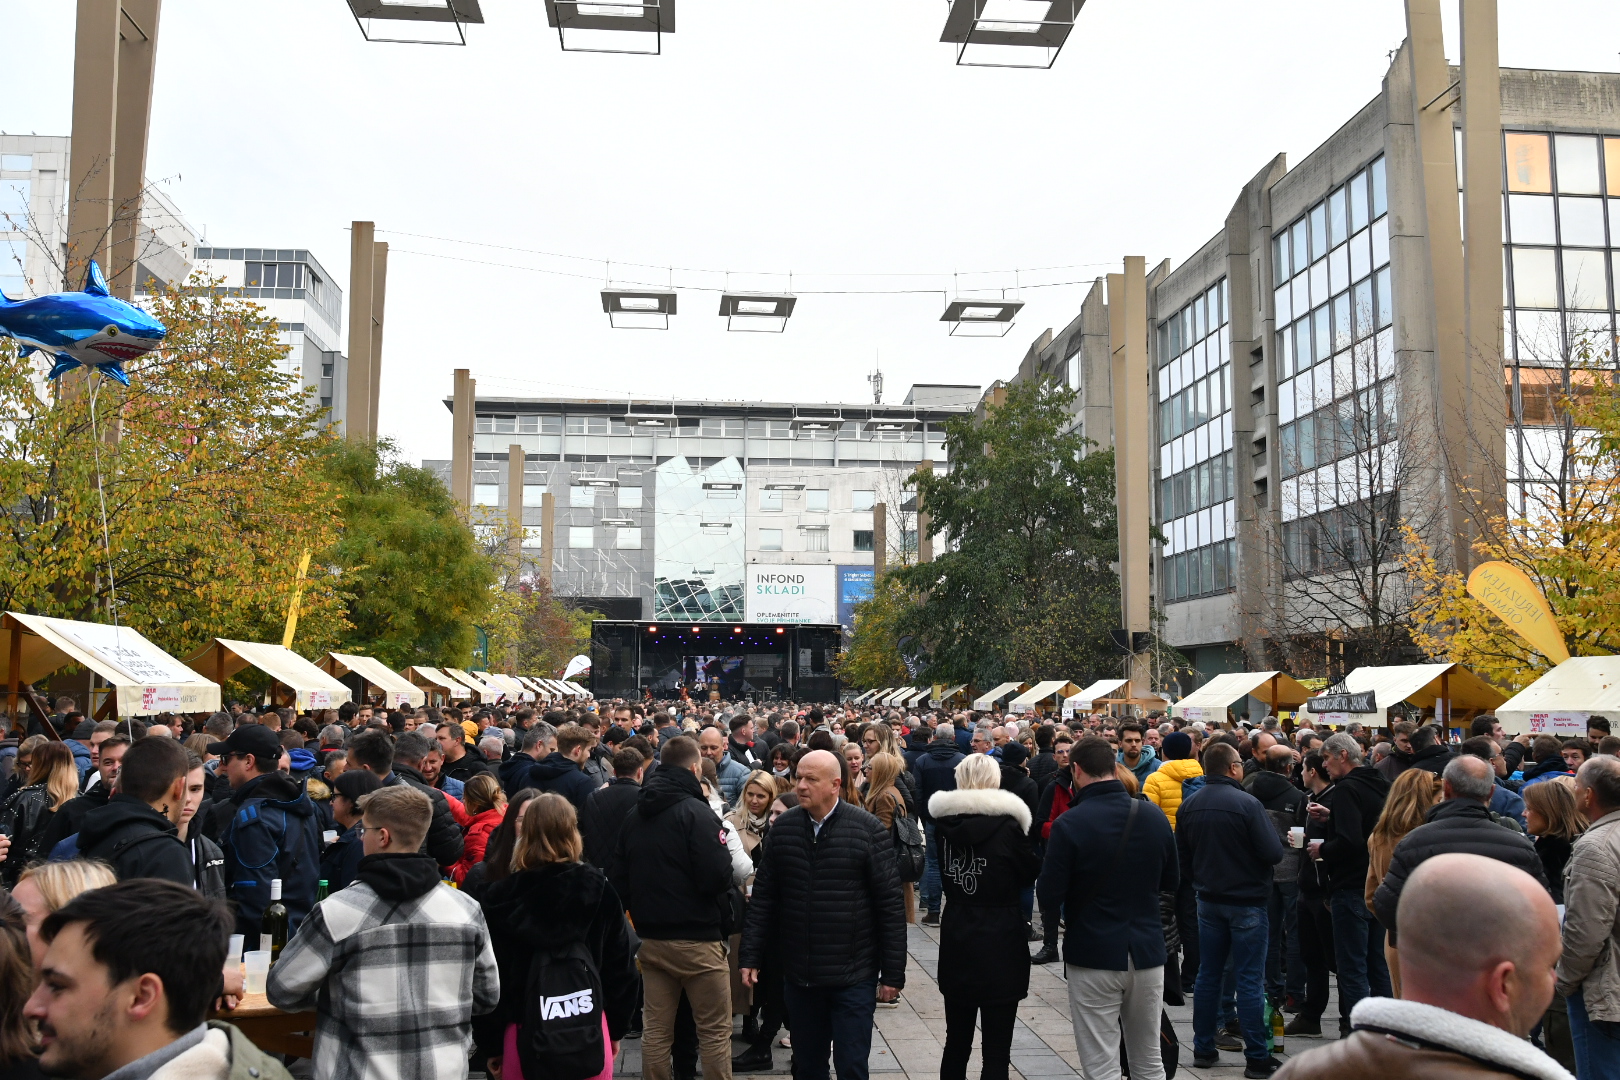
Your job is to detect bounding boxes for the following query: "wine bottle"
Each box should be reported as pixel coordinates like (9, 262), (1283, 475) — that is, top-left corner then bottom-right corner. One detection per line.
(316, 879), (329, 902)
(263, 879), (289, 963)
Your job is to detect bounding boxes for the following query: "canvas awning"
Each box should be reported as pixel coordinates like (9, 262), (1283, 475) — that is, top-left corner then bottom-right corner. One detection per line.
(1066, 678), (1130, 709)
(1010, 681), (1081, 713)
(443, 667), (503, 703)
(1172, 671), (1314, 722)
(530, 679), (565, 697)
(930, 684), (969, 707)
(513, 677), (547, 696)
(973, 682), (1028, 711)
(851, 688), (887, 704)
(3, 613), (221, 722)
(875, 687), (911, 707)
(182, 638), (346, 713)
(561, 681), (592, 698)
(901, 687), (933, 708)
(402, 666), (463, 702)
(1496, 657), (1620, 735)
(1304, 663), (1507, 726)
(321, 652), (426, 709)
(483, 673), (534, 702)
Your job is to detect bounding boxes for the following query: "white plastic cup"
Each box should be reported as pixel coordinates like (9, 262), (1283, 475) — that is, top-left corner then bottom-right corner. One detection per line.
(243, 951), (270, 995)
(1289, 826), (1306, 848)
(322, 829), (339, 846)
(227, 934), (245, 964)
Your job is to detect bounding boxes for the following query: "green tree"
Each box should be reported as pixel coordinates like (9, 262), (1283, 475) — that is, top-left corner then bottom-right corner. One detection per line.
(833, 571), (915, 690)
(893, 378), (1121, 688)
(321, 438), (495, 669)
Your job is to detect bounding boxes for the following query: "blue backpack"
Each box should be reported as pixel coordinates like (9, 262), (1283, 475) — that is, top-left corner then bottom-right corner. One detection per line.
(1181, 774), (1207, 802)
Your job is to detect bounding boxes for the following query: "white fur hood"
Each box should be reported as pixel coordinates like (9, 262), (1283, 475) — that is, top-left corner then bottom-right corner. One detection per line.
(1350, 997), (1574, 1080)
(927, 788), (1032, 833)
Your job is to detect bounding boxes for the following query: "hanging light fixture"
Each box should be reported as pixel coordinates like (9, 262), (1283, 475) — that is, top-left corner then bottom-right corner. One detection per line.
(601, 289), (678, 329)
(939, 0), (1084, 69)
(545, 0), (672, 55)
(941, 298), (1024, 337)
(718, 293), (796, 333)
(345, 0), (483, 44)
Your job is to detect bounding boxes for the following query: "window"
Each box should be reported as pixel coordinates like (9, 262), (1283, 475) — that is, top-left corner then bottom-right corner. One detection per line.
(1512, 248), (1559, 309)
(245, 262), (304, 289)
(0, 180), (29, 221)
(1506, 133), (1552, 194)
(852, 489), (876, 511)
(759, 529), (782, 551)
(805, 488), (829, 513)
(518, 415), (540, 434)
(522, 485), (546, 507)
(0, 155), (32, 171)
(493, 415), (517, 434)
(475, 416), (493, 433)
(617, 527), (642, 550)
(522, 526), (545, 548)
(570, 485), (596, 508)
(759, 490), (782, 511)
(568, 526), (594, 549)
(700, 418), (744, 437)
(1509, 195), (1556, 245)
(853, 530), (874, 552)
(473, 484), (499, 507)
(805, 530), (829, 552)
(618, 486), (643, 509)
(565, 415), (610, 435)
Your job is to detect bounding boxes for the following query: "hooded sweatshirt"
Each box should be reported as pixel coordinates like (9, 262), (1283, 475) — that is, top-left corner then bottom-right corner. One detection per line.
(77, 793), (195, 887)
(1118, 745), (1160, 784)
(606, 766), (736, 940)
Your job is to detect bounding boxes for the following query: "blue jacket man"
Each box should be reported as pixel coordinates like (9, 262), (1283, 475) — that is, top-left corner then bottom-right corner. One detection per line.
(910, 725), (965, 924)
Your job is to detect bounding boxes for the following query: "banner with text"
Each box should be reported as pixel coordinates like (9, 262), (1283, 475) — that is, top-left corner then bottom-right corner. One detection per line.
(745, 564), (837, 624)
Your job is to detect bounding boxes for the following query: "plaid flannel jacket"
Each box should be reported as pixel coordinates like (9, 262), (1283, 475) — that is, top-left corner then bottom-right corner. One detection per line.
(266, 880), (500, 1080)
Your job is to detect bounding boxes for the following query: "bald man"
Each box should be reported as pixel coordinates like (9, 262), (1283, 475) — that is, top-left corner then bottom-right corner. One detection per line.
(1275, 853), (1569, 1079)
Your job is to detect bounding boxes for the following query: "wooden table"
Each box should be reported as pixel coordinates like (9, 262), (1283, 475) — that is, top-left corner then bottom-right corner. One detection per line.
(210, 993), (315, 1059)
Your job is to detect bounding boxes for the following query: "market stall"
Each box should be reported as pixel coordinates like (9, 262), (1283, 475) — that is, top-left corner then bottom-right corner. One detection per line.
(1495, 656), (1620, 736)
(442, 667), (504, 703)
(402, 666), (466, 707)
(1303, 662), (1506, 730)
(972, 681), (1029, 712)
(1060, 678), (1170, 719)
(930, 684), (970, 709)
(184, 639), (349, 713)
(482, 672), (535, 702)
(1171, 671), (1314, 724)
(561, 680), (592, 699)
(6, 613), (221, 726)
(851, 688), (892, 705)
(1009, 680), (1081, 716)
(320, 652), (426, 710)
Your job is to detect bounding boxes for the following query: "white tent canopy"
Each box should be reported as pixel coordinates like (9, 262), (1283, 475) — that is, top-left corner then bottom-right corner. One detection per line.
(483, 673), (534, 702)
(931, 683), (968, 707)
(1496, 657), (1620, 735)
(184, 638), (347, 713)
(7, 614), (221, 720)
(973, 682), (1027, 711)
(1067, 678), (1130, 709)
(1172, 671), (1313, 722)
(854, 688), (891, 705)
(402, 666), (469, 704)
(879, 687), (915, 707)
(1305, 663), (1506, 727)
(562, 681), (592, 698)
(323, 652), (425, 709)
(443, 667), (503, 703)
(1010, 680), (1080, 713)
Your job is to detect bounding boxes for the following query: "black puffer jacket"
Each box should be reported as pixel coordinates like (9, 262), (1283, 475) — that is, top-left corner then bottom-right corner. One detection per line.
(998, 764), (1039, 820)
(911, 741), (964, 822)
(929, 788), (1040, 1004)
(388, 765), (465, 868)
(474, 861), (640, 1055)
(77, 794), (195, 887)
(740, 801), (907, 990)
(1372, 798), (1550, 943)
(38, 784), (111, 855)
(607, 767), (735, 941)
(1028, 750), (1060, 791)
(1319, 765), (1389, 890)
(580, 777), (640, 870)
(1245, 769), (1308, 885)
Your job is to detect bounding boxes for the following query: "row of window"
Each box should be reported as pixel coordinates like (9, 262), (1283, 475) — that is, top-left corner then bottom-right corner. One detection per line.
(1162, 539), (1234, 603)
(1508, 247), (1619, 312)
(1281, 495), (1400, 579)
(541, 525), (881, 554)
(1278, 329), (1396, 425)
(1273, 158), (1388, 282)
(1158, 278), (1229, 368)
(1160, 363), (1231, 444)
(475, 414), (943, 440)
(1278, 380), (1398, 480)
(1277, 267), (1394, 381)
(474, 484), (881, 512)
(1503, 133), (1620, 198)
(1160, 451), (1234, 524)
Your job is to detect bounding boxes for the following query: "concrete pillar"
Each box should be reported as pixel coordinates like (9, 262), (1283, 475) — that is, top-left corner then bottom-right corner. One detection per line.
(873, 502), (887, 573)
(1110, 258), (1152, 695)
(107, 0), (159, 300)
(67, 0), (125, 293)
(916, 460), (933, 563)
(451, 368), (475, 511)
(507, 444), (525, 575)
(345, 222), (386, 441)
(1459, 0), (1506, 542)
(539, 491), (556, 587)
(367, 241), (388, 437)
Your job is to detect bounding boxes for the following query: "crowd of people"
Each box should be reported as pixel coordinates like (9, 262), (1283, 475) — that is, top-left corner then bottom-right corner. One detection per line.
(0, 694), (1614, 1080)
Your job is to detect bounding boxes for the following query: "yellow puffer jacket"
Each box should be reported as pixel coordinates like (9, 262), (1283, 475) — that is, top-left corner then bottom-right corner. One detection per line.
(1143, 758), (1204, 829)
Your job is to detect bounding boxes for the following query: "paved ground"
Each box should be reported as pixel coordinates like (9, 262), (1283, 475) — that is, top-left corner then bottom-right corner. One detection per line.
(612, 919), (1344, 1080)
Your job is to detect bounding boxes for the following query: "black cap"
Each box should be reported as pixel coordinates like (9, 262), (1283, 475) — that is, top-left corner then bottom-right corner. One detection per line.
(206, 723), (282, 763)
(333, 770), (383, 802)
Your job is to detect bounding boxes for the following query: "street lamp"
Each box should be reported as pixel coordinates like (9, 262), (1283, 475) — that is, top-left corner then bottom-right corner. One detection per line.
(939, 0), (1084, 69)
(719, 292), (796, 333)
(601, 289), (677, 330)
(940, 298), (1024, 337)
(545, 0), (672, 55)
(346, 0), (484, 45)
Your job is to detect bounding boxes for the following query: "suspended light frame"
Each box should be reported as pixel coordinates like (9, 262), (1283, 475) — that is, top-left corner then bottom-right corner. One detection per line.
(545, 0), (672, 55)
(346, 0), (484, 45)
(939, 0), (1084, 69)
(601, 288), (678, 330)
(941, 298), (1024, 338)
(718, 292), (797, 333)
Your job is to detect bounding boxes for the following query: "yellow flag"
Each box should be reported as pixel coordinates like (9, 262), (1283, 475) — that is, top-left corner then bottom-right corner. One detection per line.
(282, 550), (312, 649)
(1465, 560), (1571, 665)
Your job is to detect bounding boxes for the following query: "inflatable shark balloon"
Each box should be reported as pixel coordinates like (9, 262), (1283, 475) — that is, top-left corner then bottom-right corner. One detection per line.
(0, 260), (167, 386)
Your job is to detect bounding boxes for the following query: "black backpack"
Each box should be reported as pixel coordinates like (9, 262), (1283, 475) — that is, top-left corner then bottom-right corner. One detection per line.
(520, 938), (606, 1080)
(891, 810), (926, 883)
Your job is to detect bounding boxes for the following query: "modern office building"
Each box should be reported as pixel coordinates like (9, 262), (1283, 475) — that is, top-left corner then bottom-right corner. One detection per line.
(1002, 37), (1620, 691)
(191, 247), (347, 422)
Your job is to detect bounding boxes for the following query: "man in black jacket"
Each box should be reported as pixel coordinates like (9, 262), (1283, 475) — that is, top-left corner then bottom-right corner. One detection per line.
(523, 722), (601, 810)
(76, 735), (195, 886)
(434, 723), (489, 784)
(1038, 737), (1177, 1080)
(1307, 732), (1392, 1028)
(1245, 745), (1308, 1010)
(911, 725), (964, 926)
(355, 730), (464, 870)
(728, 715), (764, 770)
(740, 749), (905, 1080)
(609, 736), (737, 1080)
(1178, 741), (1284, 1076)
(496, 723), (556, 797)
(39, 734), (129, 854)
(1371, 753), (1550, 942)
(581, 747), (645, 868)
(1027, 724), (1059, 790)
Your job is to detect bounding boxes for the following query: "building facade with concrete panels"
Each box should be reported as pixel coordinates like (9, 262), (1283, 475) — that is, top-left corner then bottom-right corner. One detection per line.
(1006, 53), (1620, 689)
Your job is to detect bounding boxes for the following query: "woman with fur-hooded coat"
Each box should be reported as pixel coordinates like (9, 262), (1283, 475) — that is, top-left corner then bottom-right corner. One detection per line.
(929, 754), (1042, 1080)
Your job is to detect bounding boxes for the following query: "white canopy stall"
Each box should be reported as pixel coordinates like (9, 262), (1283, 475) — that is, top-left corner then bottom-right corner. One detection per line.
(443, 667), (504, 703)
(973, 682), (1028, 712)
(6, 614), (221, 726)
(1496, 657), (1620, 736)
(183, 638), (345, 713)
(402, 666), (466, 706)
(321, 652), (426, 709)
(1304, 662), (1506, 729)
(1172, 671), (1314, 723)
(1009, 681), (1081, 716)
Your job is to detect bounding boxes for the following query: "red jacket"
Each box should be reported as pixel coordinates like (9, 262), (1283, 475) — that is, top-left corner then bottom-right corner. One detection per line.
(1042, 773), (1075, 840)
(451, 807), (504, 885)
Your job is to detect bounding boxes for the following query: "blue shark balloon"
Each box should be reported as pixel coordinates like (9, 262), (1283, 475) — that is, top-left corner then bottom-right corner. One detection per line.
(0, 260), (167, 386)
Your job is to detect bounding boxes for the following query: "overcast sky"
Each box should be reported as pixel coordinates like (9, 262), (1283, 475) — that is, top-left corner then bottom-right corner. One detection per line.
(4, 1), (1618, 465)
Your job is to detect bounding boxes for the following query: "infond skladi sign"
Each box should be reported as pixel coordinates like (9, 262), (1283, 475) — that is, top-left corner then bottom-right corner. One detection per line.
(1306, 690), (1378, 715)
(744, 564), (836, 624)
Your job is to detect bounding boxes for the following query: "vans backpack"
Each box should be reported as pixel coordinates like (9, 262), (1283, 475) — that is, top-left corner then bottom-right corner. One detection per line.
(521, 938), (607, 1080)
(891, 811), (926, 883)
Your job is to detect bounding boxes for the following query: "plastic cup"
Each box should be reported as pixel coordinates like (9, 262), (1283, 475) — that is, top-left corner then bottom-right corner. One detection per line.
(322, 829), (339, 846)
(243, 951), (270, 995)
(227, 934), (244, 964)
(1289, 826), (1306, 848)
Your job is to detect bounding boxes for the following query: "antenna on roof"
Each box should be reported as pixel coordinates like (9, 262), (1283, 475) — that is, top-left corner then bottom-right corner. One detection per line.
(868, 353), (884, 405)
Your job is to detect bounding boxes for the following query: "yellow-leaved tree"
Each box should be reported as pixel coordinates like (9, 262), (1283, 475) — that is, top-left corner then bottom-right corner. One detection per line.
(1403, 364), (1620, 690)
(0, 279), (348, 657)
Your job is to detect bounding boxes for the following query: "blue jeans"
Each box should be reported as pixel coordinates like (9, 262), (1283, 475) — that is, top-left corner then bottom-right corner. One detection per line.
(783, 979), (879, 1080)
(1193, 900), (1269, 1063)
(1329, 887), (1391, 1017)
(1570, 989), (1620, 1080)
(922, 821), (943, 915)
(1266, 880), (1300, 1002)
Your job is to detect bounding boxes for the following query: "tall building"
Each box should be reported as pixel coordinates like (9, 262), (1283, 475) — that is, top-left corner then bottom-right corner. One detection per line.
(191, 247), (347, 422)
(1002, 46), (1620, 695)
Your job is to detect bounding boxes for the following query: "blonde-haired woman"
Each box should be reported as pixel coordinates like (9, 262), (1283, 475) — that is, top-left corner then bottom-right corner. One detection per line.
(476, 794), (639, 1080)
(929, 752), (1041, 1080)
(0, 742), (80, 888)
(11, 859), (117, 968)
(1524, 777), (1587, 905)
(1365, 767), (1440, 996)
(864, 752), (916, 923)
